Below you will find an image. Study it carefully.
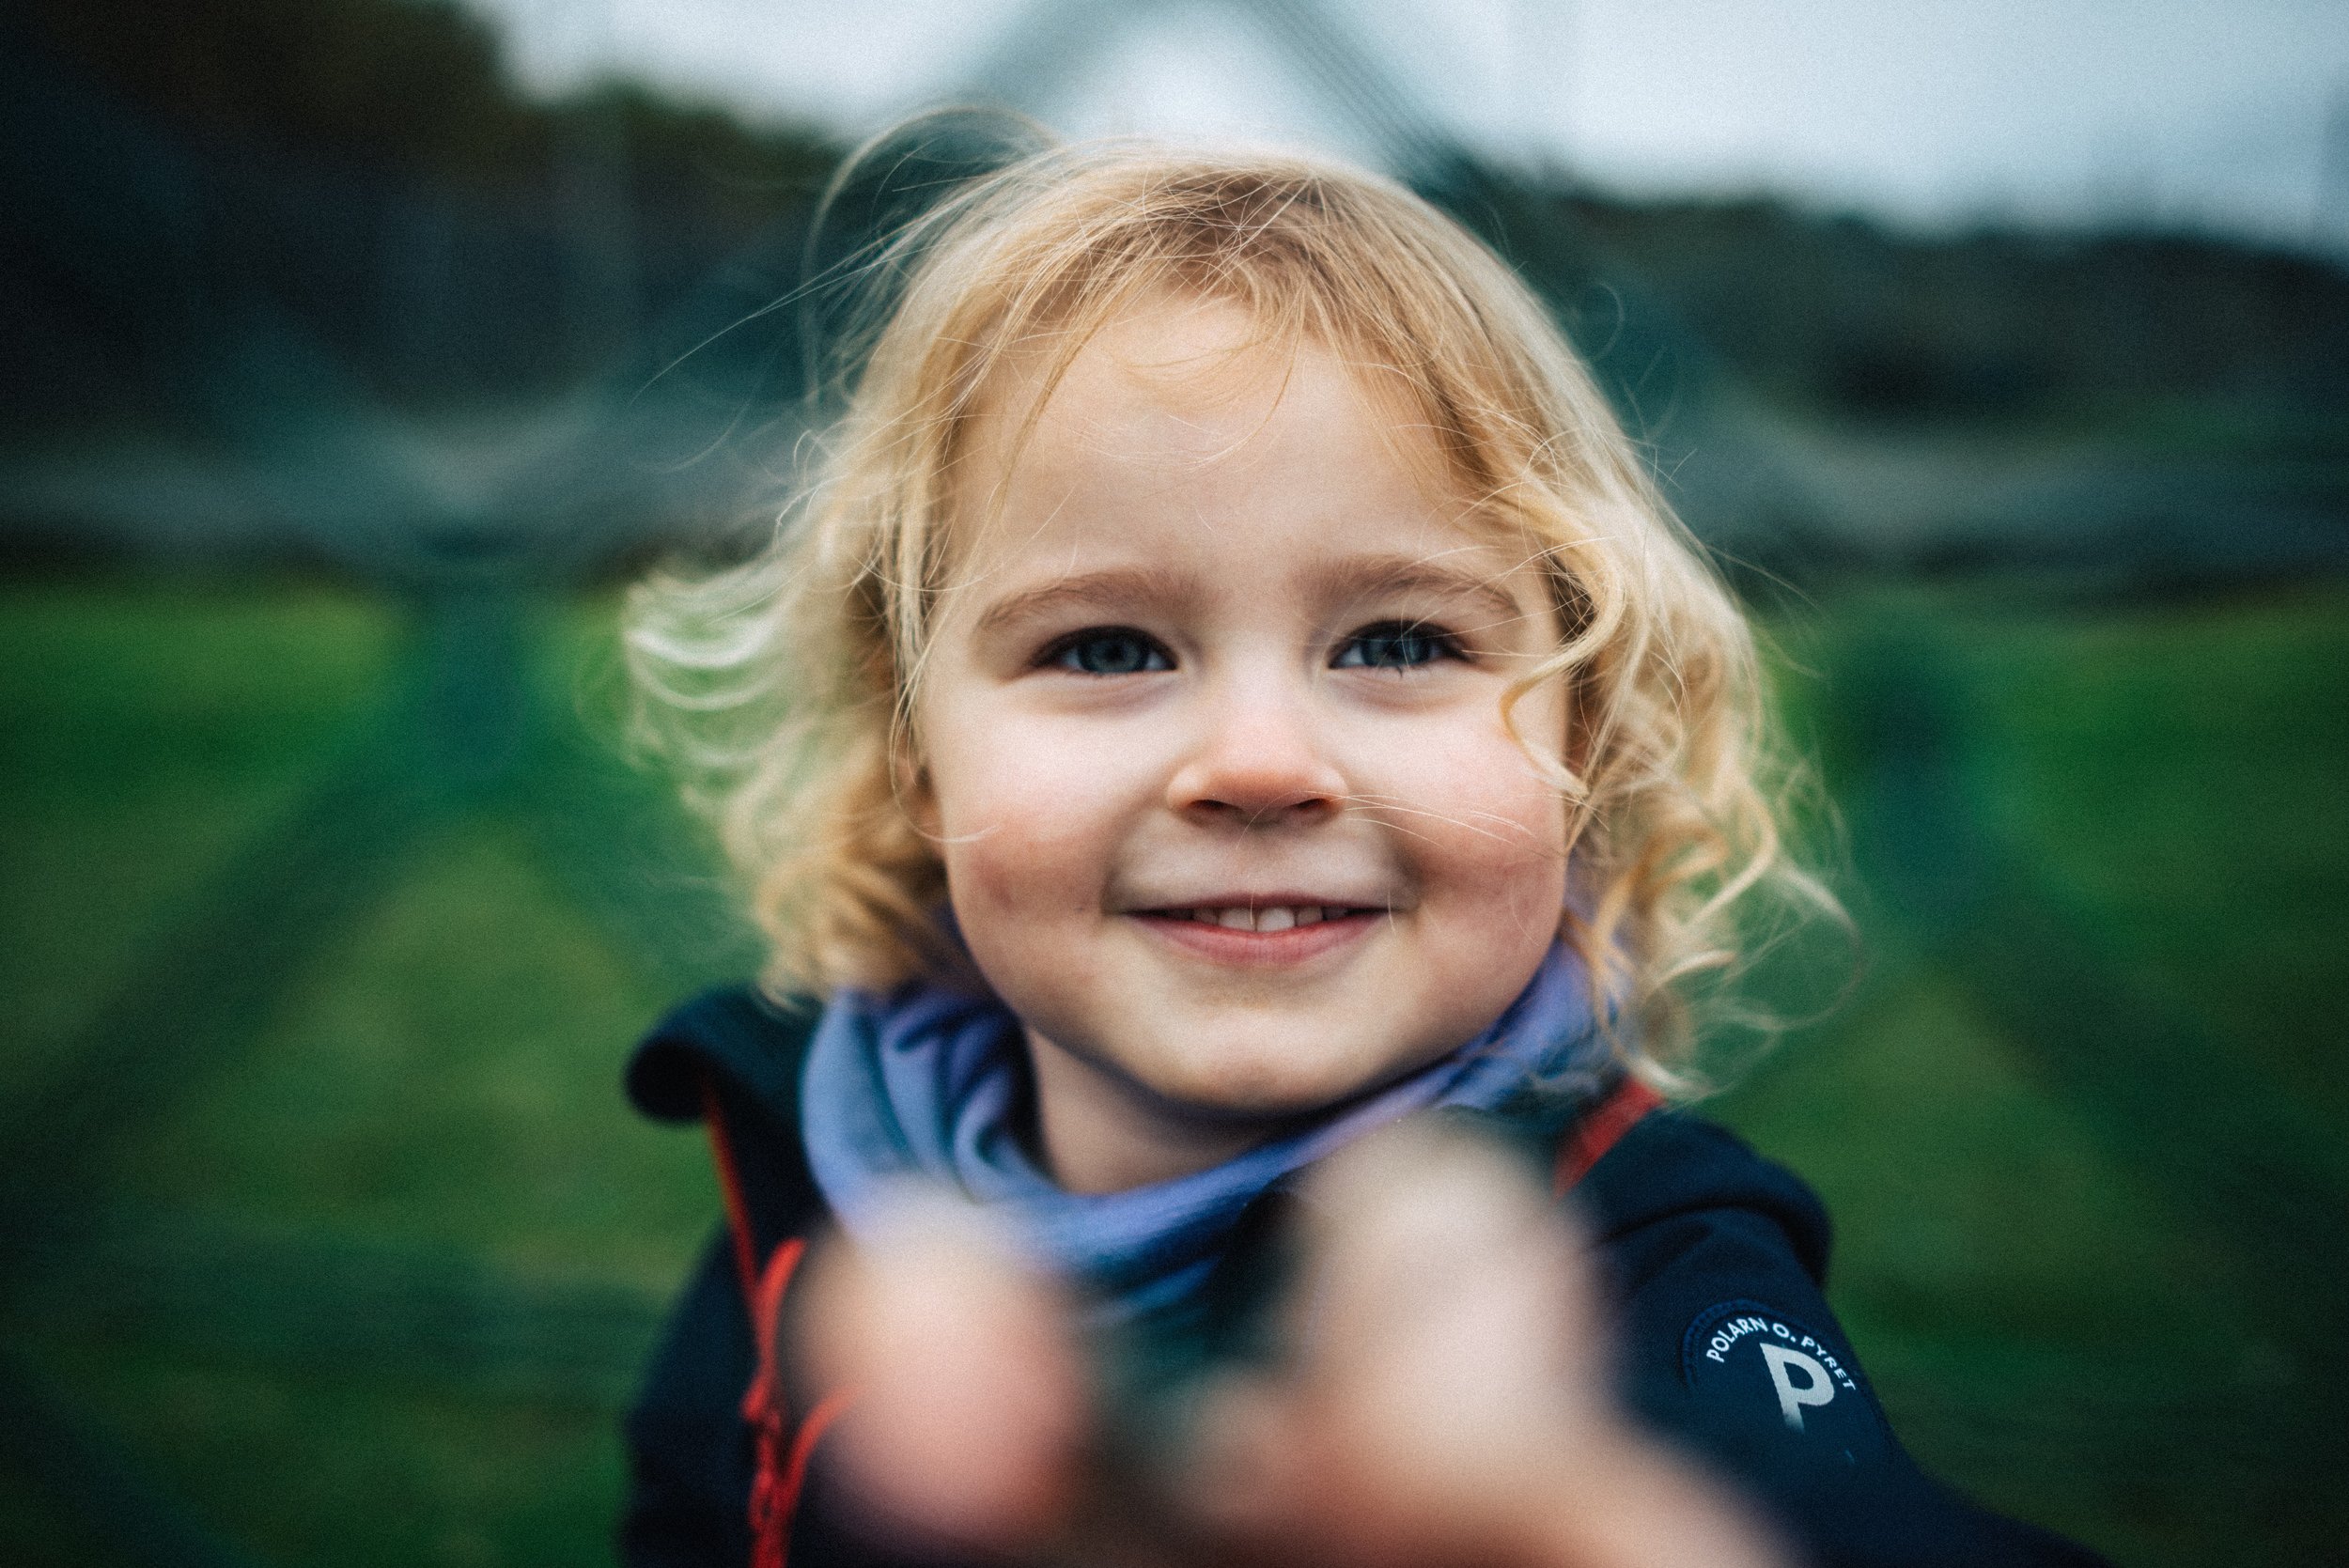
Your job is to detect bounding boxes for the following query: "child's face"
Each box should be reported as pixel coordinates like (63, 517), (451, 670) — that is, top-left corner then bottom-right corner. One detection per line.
(914, 297), (1570, 1178)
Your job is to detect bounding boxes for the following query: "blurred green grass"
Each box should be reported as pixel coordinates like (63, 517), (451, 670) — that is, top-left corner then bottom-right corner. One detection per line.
(1, 572), (2342, 1567)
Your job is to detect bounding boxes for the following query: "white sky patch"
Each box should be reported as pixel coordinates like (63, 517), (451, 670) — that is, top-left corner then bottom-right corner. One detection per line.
(464, 0), (2349, 255)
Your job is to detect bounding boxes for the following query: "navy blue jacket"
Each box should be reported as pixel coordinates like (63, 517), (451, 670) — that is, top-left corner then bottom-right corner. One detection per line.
(619, 986), (2106, 1568)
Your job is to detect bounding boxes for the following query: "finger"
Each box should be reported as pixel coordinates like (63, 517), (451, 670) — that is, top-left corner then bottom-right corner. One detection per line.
(1299, 1121), (1602, 1495)
(1292, 1120), (1795, 1568)
(1168, 1122), (1591, 1563)
(797, 1188), (1091, 1556)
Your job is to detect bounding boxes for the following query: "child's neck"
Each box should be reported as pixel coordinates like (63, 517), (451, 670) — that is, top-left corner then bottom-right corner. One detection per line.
(1024, 1030), (1293, 1194)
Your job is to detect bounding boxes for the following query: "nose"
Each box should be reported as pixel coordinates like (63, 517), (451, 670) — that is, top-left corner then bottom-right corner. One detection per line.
(1165, 674), (1348, 829)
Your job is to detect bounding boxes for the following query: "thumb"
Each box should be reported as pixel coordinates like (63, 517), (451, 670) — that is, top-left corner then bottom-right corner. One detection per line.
(796, 1188), (1091, 1557)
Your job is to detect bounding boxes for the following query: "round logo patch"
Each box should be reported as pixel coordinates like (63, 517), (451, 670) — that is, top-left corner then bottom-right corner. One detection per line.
(1680, 1299), (1884, 1461)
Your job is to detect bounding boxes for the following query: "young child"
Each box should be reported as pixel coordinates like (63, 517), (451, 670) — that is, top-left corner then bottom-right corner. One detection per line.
(616, 140), (2104, 1567)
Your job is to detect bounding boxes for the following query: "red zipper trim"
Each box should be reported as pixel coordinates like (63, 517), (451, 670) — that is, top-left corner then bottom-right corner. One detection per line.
(701, 1075), (761, 1301)
(1553, 1078), (1663, 1197)
(704, 1077), (851, 1568)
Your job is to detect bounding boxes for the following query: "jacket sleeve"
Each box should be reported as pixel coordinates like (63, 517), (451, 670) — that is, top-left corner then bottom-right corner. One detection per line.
(619, 1230), (757, 1568)
(1580, 1115), (2108, 1568)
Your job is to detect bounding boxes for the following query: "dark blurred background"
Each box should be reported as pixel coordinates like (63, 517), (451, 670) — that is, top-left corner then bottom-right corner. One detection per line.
(2, 3), (2344, 1564)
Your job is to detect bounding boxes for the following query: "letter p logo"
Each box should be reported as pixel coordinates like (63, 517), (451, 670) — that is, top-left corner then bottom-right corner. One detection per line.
(1760, 1344), (1835, 1431)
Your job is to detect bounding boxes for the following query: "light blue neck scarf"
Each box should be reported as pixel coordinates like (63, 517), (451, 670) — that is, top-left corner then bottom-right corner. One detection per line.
(800, 940), (1610, 1322)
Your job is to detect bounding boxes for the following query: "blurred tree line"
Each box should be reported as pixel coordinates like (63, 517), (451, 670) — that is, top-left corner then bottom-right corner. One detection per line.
(11, 0), (2349, 446)
(5, 0), (841, 426)
(1571, 196), (2349, 437)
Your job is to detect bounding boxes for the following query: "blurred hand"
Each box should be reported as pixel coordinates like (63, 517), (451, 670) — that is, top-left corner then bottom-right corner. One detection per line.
(798, 1190), (1091, 1555)
(798, 1121), (1791, 1568)
(1177, 1123), (1792, 1568)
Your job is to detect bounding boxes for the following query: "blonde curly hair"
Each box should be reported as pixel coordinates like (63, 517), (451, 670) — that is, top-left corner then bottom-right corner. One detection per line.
(627, 137), (1834, 1091)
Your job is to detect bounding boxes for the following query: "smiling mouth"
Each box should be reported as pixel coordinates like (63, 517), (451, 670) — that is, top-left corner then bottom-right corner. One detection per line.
(1128, 902), (1385, 966)
(1146, 904), (1384, 932)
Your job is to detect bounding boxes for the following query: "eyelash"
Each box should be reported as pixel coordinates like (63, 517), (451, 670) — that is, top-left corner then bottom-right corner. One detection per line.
(1331, 619), (1467, 671)
(1041, 627), (1173, 676)
(1039, 620), (1467, 675)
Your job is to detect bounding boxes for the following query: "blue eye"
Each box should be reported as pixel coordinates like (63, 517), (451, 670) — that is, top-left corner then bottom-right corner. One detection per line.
(1048, 628), (1173, 675)
(1334, 621), (1461, 670)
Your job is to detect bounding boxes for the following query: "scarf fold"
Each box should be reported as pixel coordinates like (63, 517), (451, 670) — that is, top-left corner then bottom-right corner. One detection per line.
(801, 941), (1610, 1321)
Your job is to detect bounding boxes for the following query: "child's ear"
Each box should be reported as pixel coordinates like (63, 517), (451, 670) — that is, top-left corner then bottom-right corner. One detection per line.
(898, 745), (941, 840)
(1559, 677), (1596, 778)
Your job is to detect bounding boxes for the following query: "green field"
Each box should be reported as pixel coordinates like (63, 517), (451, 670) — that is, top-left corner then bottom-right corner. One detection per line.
(2, 572), (2343, 1567)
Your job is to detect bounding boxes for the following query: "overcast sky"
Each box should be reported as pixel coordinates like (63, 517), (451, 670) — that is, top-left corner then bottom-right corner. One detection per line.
(463, 0), (2349, 255)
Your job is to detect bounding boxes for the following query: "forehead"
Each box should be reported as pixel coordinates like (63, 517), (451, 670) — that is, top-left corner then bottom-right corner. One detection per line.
(953, 297), (1509, 578)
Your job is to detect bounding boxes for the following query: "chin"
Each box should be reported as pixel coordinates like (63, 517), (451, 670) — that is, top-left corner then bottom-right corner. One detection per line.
(1149, 1035), (1408, 1122)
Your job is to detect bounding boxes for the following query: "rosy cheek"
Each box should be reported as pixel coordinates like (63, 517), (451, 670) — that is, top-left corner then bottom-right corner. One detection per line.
(1410, 749), (1566, 866)
(935, 761), (1100, 913)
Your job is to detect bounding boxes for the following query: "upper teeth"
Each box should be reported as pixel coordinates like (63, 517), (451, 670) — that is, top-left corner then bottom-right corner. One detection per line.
(1193, 907), (1328, 930)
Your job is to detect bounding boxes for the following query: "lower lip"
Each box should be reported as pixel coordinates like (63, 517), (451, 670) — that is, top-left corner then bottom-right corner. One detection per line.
(1128, 910), (1383, 966)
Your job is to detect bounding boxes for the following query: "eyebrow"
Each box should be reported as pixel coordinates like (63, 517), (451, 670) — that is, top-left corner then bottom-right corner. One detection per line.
(1311, 552), (1537, 639)
(971, 567), (1197, 641)
(969, 553), (1537, 644)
